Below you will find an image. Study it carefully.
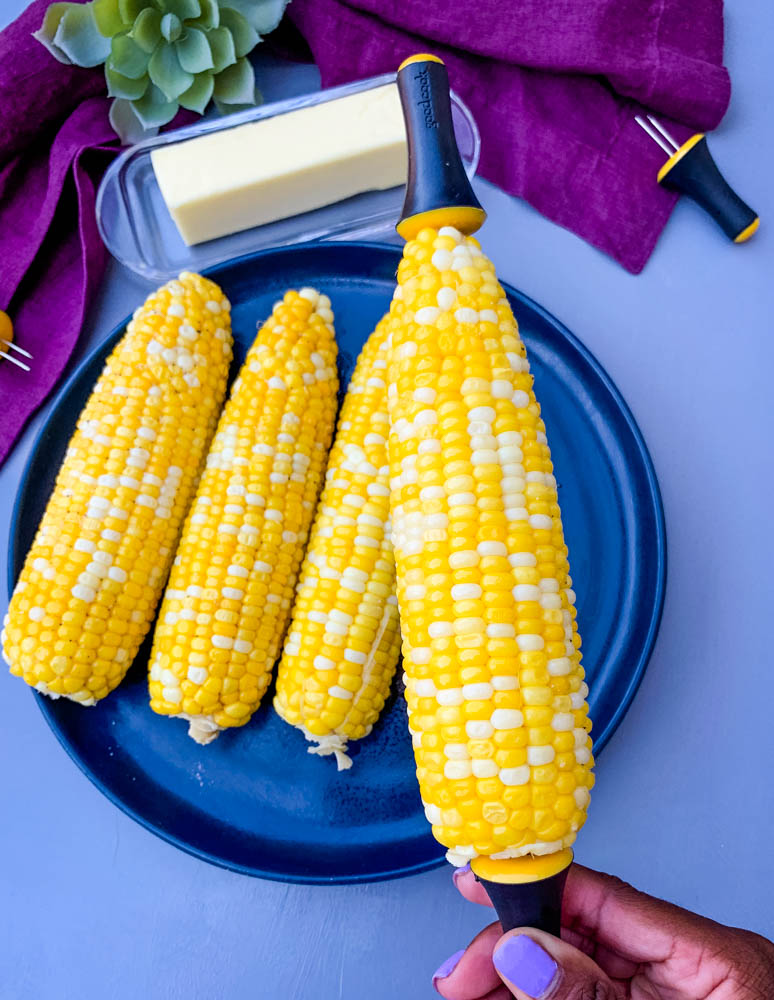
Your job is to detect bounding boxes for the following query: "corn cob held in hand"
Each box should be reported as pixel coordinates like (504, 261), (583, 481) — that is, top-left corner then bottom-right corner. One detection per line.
(148, 289), (339, 744)
(386, 56), (595, 900)
(387, 225), (594, 866)
(2, 273), (232, 704)
(275, 318), (401, 769)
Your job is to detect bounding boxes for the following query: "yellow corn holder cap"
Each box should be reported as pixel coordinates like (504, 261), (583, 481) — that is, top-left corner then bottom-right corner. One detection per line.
(472, 849), (574, 885)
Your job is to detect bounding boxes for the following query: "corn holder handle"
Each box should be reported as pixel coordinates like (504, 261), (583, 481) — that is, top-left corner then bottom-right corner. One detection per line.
(476, 868), (569, 937)
(396, 54), (486, 240)
(481, 877), (567, 1000)
(471, 851), (573, 939)
(659, 135), (759, 243)
(637, 116), (759, 244)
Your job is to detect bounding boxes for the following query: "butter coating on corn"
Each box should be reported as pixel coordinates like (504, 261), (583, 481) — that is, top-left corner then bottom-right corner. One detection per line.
(148, 289), (339, 743)
(274, 318), (401, 769)
(386, 227), (594, 864)
(2, 273), (233, 704)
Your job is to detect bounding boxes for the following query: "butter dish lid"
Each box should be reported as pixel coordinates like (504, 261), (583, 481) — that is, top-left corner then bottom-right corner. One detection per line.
(96, 73), (481, 282)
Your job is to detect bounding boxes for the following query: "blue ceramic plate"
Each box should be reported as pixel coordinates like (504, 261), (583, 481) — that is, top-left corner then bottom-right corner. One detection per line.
(8, 242), (665, 884)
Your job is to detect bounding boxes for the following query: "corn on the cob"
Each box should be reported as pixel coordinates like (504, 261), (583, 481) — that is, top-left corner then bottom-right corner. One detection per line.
(386, 226), (594, 866)
(274, 318), (401, 769)
(2, 273), (233, 704)
(148, 289), (339, 744)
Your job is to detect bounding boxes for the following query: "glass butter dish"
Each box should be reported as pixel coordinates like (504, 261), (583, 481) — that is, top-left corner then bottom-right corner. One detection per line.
(97, 73), (481, 282)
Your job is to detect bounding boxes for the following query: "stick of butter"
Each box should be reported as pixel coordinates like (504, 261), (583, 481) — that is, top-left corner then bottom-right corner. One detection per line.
(151, 84), (408, 247)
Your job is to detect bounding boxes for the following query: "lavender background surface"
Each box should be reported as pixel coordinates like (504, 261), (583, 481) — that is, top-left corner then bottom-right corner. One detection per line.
(1, 1), (772, 996)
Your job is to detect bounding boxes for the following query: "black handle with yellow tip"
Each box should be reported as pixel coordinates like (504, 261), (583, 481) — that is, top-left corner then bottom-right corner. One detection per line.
(396, 54), (486, 240)
(471, 851), (573, 938)
(395, 52), (571, 946)
(636, 114), (759, 243)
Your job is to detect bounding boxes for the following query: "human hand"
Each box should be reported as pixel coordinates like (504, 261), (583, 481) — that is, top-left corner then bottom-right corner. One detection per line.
(432, 863), (774, 999)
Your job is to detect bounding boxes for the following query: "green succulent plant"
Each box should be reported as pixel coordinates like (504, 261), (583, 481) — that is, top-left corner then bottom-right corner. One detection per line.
(34, 0), (289, 142)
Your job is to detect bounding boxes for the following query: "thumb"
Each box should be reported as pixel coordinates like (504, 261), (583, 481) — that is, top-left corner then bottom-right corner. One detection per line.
(492, 928), (619, 1000)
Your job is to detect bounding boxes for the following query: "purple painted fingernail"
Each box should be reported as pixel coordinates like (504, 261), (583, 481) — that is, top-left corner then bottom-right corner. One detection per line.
(493, 935), (558, 998)
(452, 861), (471, 887)
(432, 949), (465, 991)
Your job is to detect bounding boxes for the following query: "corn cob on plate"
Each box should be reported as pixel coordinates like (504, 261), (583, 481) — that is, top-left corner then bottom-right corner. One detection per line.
(6, 244), (664, 882)
(275, 317), (401, 769)
(149, 289), (339, 743)
(3, 273), (232, 706)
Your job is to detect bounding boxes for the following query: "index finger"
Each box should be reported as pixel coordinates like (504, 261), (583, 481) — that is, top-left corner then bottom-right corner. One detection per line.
(434, 921), (504, 1000)
(453, 864), (495, 908)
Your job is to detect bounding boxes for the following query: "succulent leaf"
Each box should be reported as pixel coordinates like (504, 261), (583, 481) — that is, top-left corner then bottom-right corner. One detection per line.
(131, 6), (162, 52)
(165, 0), (201, 20)
(178, 69), (214, 112)
(221, 0), (286, 35)
(110, 96), (159, 143)
(106, 65), (149, 99)
(213, 85), (260, 116)
(93, 0), (127, 36)
(160, 11), (182, 40)
(131, 82), (180, 128)
(109, 33), (150, 77)
(189, 0), (219, 30)
(37, 0), (287, 139)
(33, 2), (76, 64)
(212, 55), (254, 104)
(119, 0), (147, 23)
(216, 6), (257, 58)
(148, 39), (194, 99)
(51, 3), (112, 66)
(175, 27), (214, 73)
(206, 24), (236, 73)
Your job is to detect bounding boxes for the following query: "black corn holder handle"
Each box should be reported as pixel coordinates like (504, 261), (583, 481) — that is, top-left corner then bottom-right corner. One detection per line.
(661, 136), (758, 242)
(396, 56), (484, 238)
(476, 867), (570, 937)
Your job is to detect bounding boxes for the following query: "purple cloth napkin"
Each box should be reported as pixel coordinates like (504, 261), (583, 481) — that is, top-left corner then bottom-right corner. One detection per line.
(289, 0), (731, 272)
(0, 0), (118, 466)
(0, 0), (731, 466)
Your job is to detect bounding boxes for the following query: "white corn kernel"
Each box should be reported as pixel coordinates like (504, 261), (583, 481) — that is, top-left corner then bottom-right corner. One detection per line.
(471, 760), (499, 778)
(415, 306), (440, 325)
(500, 766), (530, 786)
(491, 709), (524, 729)
(487, 624), (515, 638)
(491, 676), (520, 690)
(527, 746), (555, 766)
(512, 584), (541, 602)
(462, 682), (493, 700)
(465, 720), (494, 739)
(444, 760), (472, 780)
(436, 688), (464, 706)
